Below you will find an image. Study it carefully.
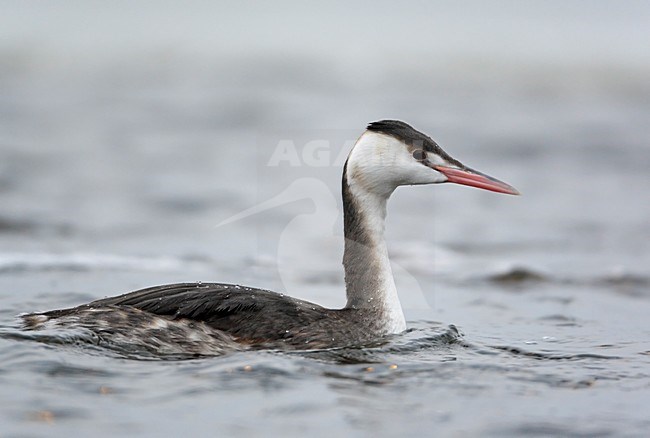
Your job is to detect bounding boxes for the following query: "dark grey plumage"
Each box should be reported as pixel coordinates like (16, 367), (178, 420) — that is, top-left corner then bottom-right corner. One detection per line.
(25, 283), (389, 351)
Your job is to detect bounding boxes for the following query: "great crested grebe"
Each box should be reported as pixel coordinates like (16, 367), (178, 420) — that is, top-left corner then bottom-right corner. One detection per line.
(23, 120), (518, 354)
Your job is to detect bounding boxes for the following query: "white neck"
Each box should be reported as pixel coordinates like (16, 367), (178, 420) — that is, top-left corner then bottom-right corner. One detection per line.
(342, 158), (406, 334)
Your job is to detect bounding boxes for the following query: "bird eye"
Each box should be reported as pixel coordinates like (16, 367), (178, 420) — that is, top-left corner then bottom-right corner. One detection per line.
(412, 149), (427, 161)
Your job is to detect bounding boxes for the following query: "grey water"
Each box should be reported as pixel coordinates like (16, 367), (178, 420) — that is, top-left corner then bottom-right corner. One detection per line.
(1, 1), (650, 436)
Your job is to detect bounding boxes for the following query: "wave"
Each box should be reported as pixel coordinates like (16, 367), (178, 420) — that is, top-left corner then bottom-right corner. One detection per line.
(0, 252), (201, 274)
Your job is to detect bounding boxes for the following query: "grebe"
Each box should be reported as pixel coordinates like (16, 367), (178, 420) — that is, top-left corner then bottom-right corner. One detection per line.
(23, 120), (518, 354)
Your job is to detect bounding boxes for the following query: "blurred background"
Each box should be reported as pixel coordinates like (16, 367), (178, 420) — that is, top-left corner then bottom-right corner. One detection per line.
(1, 1), (649, 436)
(1, 0), (648, 289)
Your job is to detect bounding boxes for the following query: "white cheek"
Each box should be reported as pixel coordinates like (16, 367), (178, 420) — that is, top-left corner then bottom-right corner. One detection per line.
(389, 146), (445, 185)
(401, 162), (444, 185)
(347, 132), (445, 193)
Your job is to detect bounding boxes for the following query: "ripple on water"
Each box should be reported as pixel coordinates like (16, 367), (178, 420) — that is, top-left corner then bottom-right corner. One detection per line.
(494, 422), (615, 437)
(0, 252), (195, 274)
(537, 314), (580, 327)
(478, 265), (650, 301)
(2, 318), (465, 364)
(595, 271), (650, 297)
(488, 345), (621, 361)
(485, 265), (549, 284)
(293, 323), (465, 364)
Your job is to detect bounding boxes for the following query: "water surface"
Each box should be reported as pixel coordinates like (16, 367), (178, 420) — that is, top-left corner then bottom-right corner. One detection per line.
(1, 2), (650, 436)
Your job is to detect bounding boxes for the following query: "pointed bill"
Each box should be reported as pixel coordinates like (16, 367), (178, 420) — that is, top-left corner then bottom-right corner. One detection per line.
(434, 166), (520, 195)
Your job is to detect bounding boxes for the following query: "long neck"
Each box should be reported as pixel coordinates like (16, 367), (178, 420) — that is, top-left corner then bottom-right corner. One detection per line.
(341, 162), (406, 334)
